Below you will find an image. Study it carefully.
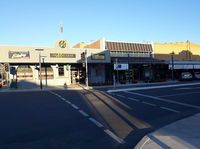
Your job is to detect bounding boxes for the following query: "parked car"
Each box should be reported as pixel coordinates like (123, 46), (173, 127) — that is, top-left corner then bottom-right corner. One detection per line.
(179, 72), (193, 81)
(0, 79), (2, 88)
(194, 72), (200, 80)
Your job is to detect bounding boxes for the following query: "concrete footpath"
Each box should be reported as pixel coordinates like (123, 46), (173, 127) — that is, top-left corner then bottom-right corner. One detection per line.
(134, 113), (200, 149)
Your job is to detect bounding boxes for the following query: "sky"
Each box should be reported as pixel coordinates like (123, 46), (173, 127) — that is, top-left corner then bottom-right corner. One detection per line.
(0, 0), (200, 47)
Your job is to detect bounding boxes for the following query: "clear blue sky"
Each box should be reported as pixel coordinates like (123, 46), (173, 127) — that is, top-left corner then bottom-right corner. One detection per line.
(0, 0), (200, 47)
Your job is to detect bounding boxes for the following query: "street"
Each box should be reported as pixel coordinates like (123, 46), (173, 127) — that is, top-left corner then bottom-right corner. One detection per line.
(0, 83), (200, 149)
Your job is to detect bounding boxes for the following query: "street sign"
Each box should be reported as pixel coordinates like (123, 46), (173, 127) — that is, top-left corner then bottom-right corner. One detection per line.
(10, 67), (16, 75)
(114, 64), (129, 70)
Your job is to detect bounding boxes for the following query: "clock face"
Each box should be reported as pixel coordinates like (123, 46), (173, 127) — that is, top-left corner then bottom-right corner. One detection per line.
(59, 40), (67, 48)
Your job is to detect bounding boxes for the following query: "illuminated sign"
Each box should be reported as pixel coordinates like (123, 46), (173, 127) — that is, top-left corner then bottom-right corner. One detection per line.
(50, 53), (76, 58)
(8, 51), (30, 59)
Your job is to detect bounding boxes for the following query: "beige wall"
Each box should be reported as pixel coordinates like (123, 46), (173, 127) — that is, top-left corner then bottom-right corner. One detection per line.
(0, 40), (110, 64)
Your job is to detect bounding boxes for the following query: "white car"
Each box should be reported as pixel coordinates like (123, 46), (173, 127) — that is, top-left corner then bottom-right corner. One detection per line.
(194, 72), (200, 80)
(180, 72), (193, 81)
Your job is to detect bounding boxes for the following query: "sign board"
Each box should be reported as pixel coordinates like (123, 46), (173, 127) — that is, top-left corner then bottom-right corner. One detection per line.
(10, 67), (16, 75)
(50, 53), (76, 58)
(114, 64), (129, 70)
(8, 51), (30, 59)
(169, 64), (200, 69)
(91, 54), (105, 60)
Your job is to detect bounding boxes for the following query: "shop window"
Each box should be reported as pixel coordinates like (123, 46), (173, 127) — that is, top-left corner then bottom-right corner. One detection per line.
(17, 65), (33, 80)
(58, 66), (64, 76)
(40, 66), (54, 79)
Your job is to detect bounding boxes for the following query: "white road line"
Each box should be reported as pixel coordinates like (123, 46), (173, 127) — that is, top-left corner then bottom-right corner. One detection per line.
(104, 129), (126, 144)
(127, 97), (140, 102)
(116, 95), (125, 98)
(60, 97), (66, 101)
(158, 91), (200, 98)
(65, 100), (71, 104)
(160, 107), (180, 113)
(125, 91), (200, 109)
(142, 101), (156, 107)
(71, 104), (79, 109)
(79, 110), (89, 117)
(88, 118), (104, 128)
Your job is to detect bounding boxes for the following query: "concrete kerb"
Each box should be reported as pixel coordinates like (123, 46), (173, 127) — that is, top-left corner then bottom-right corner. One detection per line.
(0, 86), (92, 93)
(107, 82), (200, 93)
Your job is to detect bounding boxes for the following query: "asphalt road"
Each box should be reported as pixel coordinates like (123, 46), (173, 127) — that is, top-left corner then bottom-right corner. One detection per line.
(0, 83), (200, 149)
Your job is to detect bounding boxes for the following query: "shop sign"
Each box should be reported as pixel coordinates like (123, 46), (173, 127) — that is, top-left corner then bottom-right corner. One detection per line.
(114, 64), (129, 70)
(50, 53), (76, 58)
(91, 54), (105, 60)
(8, 51), (30, 59)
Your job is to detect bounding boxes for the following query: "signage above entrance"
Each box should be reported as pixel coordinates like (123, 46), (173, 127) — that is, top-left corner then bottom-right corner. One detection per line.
(50, 53), (76, 58)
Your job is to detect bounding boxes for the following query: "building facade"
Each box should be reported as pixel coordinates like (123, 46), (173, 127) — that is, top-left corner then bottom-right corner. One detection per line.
(0, 40), (110, 88)
(1, 38), (200, 88)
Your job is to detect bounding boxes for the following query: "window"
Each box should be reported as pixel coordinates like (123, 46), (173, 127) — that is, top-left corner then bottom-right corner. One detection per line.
(58, 66), (64, 76)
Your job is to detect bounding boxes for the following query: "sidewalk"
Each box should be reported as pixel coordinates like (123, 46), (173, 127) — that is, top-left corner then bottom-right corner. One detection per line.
(0, 84), (88, 92)
(134, 113), (200, 149)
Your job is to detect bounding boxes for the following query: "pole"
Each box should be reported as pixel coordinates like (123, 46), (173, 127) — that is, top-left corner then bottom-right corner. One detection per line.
(113, 73), (116, 88)
(39, 53), (42, 89)
(171, 52), (174, 80)
(128, 53), (130, 83)
(116, 58), (119, 84)
(85, 49), (88, 88)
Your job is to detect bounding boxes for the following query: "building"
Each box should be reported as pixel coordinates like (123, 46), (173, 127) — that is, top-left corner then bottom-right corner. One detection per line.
(1, 38), (200, 88)
(154, 41), (200, 79)
(0, 40), (110, 88)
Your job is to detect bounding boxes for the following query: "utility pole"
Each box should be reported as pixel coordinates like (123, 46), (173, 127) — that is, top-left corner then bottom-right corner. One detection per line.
(39, 52), (42, 89)
(35, 49), (44, 89)
(85, 49), (88, 88)
(116, 58), (119, 84)
(171, 51), (175, 80)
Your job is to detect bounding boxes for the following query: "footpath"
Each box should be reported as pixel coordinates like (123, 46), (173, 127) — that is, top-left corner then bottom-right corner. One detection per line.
(1, 81), (200, 149)
(134, 113), (200, 149)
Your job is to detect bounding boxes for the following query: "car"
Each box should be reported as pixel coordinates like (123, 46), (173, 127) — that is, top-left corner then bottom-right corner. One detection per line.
(194, 72), (200, 80)
(180, 72), (193, 81)
(0, 79), (2, 88)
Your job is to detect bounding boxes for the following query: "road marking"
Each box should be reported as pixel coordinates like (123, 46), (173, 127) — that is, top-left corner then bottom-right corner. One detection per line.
(116, 95), (125, 98)
(160, 107), (180, 113)
(60, 97), (66, 101)
(107, 82), (200, 92)
(88, 118), (104, 128)
(65, 100), (71, 104)
(128, 97), (140, 102)
(104, 129), (126, 144)
(71, 104), (79, 109)
(158, 91), (200, 98)
(79, 110), (89, 117)
(125, 91), (200, 109)
(142, 101), (156, 107)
